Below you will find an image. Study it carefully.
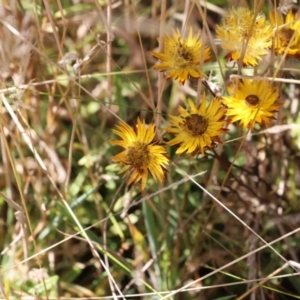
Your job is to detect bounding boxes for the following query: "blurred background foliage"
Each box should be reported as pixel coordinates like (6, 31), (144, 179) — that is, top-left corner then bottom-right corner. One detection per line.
(0, 0), (300, 299)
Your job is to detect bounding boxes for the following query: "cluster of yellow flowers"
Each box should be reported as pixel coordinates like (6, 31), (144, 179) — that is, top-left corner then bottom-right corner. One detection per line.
(109, 7), (298, 191)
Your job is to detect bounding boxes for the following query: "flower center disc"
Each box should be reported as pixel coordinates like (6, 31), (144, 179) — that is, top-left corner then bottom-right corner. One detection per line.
(176, 42), (193, 66)
(178, 48), (192, 60)
(279, 28), (295, 46)
(245, 94), (260, 106)
(184, 114), (208, 135)
(127, 142), (150, 168)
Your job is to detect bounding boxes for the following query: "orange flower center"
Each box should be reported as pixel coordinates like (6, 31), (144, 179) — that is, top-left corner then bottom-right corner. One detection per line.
(174, 41), (194, 67)
(184, 114), (208, 135)
(241, 28), (253, 39)
(177, 45), (192, 60)
(278, 28), (295, 47)
(245, 94), (260, 106)
(127, 142), (150, 168)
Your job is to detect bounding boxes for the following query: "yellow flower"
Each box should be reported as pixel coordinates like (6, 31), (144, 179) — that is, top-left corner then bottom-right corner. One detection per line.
(166, 97), (227, 155)
(270, 9), (300, 59)
(216, 8), (272, 66)
(222, 80), (281, 129)
(110, 118), (169, 190)
(151, 27), (211, 85)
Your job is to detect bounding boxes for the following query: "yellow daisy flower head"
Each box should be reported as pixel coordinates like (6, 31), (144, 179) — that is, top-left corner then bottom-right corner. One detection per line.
(166, 97), (227, 155)
(110, 118), (169, 191)
(222, 80), (281, 130)
(151, 27), (211, 85)
(216, 7), (273, 66)
(270, 9), (300, 59)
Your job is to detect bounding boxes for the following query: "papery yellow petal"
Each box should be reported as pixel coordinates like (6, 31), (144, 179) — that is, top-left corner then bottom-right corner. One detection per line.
(222, 79), (281, 130)
(110, 119), (169, 190)
(166, 97), (227, 155)
(151, 26), (211, 85)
